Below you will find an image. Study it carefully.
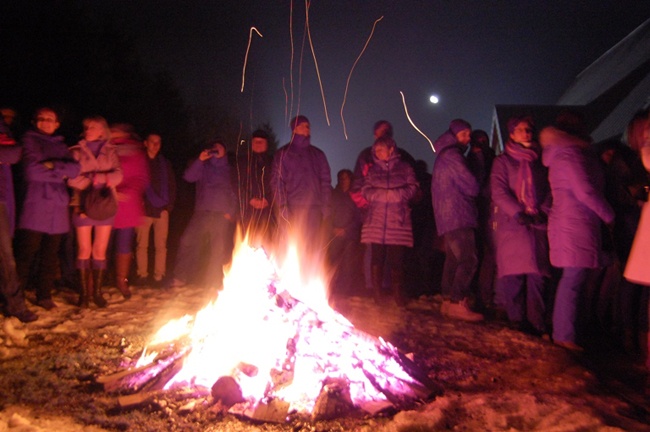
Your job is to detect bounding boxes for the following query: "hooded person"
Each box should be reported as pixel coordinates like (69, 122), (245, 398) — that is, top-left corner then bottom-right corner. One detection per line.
(270, 115), (331, 258)
(430, 119), (483, 321)
(361, 135), (418, 305)
(540, 111), (615, 351)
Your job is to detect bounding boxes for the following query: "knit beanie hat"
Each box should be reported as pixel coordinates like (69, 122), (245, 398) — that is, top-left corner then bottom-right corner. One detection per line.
(289, 115), (310, 130)
(449, 119), (471, 135)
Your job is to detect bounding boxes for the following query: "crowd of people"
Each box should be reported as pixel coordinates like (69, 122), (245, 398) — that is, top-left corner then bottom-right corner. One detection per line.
(0, 106), (649, 370)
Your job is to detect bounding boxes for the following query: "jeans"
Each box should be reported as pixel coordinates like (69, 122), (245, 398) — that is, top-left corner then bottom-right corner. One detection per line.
(552, 267), (589, 343)
(498, 273), (546, 332)
(441, 228), (478, 302)
(173, 211), (232, 288)
(135, 211), (169, 281)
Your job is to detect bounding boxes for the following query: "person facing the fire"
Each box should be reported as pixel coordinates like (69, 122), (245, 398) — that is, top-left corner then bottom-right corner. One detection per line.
(271, 115), (331, 259)
(490, 116), (551, 336)
(15, 107), (81, 311)
(234, 128), (275, 249)
(431, 119), (484, 321)
(361, 136), (418, 306)
(168, 139), (235, 290)
(134, 133), (176, 288)
(68, 116), (123, 308)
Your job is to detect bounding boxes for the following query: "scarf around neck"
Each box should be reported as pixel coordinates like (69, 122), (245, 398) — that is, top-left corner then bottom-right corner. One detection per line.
(505, 140), (539, 214)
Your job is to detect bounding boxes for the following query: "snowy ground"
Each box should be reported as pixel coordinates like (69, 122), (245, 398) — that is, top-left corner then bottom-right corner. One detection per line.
(1, 282), (649, 432)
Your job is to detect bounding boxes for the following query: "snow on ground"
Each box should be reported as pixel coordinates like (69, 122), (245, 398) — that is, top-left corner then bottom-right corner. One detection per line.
(1, 283), (649, 431)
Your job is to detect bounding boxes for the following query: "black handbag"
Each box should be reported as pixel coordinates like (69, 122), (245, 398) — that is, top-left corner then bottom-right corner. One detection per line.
(83, 186), (117, 220)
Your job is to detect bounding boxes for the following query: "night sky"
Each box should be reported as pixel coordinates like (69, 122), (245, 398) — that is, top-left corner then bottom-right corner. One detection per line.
(50, 1), (650, 177)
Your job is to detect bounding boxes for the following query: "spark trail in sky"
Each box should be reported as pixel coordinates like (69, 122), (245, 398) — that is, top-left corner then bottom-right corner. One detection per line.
(400, 91), (435, 153)
(340, 16), (384, 140)
(241, 27), (263, 93)
(305, 0), (330, 126)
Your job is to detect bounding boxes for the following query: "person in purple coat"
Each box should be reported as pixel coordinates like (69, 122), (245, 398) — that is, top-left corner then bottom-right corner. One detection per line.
(271, 115), (331, 260)
(15, 107), (80, 310)
(431, 119), (483, 321)
(168, 140), (235, 290)
(540, 112), (615, 351)
(0, 115), (37, 322)
(491, 116), (551, 336)
(361, 136), (418, 305)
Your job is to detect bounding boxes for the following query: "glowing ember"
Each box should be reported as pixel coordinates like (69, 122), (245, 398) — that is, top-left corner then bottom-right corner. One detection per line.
(132, 238), (433, 421)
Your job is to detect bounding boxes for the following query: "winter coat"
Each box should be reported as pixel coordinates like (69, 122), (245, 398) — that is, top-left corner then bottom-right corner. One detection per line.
(18, 130), (80, 234)
(235, 150), (273, 223)
(0, 144), (21, 234)
(270, 135), (331, 216)
(184, 154), (235, 214)
(431, 131), (480, 236)
(144, 153), (176, 218)
(540, 127), (615, 268)
(361, 151), (418, 247)
(68, 139), (123, 191)
(112, 138), (150, 229)
(490, 143), (551, 277)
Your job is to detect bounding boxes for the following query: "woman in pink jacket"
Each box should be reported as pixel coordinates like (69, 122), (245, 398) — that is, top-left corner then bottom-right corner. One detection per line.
(109, 124), (149, 299)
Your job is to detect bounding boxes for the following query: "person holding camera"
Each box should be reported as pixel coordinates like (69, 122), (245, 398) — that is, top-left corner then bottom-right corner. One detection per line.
(167, 140), (235, 290)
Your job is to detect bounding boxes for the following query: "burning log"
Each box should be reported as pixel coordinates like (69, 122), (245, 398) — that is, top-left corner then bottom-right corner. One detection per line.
(98, 344), (191, 393)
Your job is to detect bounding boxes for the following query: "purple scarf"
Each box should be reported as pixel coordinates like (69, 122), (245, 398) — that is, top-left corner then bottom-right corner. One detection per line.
(505, 140), (539, 214)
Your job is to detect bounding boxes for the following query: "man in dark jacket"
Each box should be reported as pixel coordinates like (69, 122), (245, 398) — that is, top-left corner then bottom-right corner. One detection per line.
(168, 140), (235, 290)
(431, 119), (483, 321)
(134, 134), (176, 287)
(271, 115), (331, 259)
(235, 129), (275, 249)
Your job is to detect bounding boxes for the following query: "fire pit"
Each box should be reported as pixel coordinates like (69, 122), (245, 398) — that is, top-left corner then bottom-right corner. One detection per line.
(98, 241), (439, 422)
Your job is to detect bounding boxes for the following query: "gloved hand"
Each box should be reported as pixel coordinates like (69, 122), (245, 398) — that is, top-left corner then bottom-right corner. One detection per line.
(515, 212), (535, 226)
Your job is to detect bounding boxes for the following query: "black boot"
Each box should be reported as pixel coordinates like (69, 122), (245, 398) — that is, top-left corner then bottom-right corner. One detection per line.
(77, 268), (90, 308)
(92, 268), (107, 308)
(391, 269), (407, 307)
(371, 264), (385, 305)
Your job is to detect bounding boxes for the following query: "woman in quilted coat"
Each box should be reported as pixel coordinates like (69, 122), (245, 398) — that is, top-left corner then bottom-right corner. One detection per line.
(361, 136), (418, 305)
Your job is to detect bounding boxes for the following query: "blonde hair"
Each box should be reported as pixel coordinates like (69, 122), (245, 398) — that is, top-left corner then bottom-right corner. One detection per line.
(83, 116), (110, 141)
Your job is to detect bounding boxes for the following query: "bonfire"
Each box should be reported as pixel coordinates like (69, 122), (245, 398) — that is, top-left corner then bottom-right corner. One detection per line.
(99, 239), (437, 422)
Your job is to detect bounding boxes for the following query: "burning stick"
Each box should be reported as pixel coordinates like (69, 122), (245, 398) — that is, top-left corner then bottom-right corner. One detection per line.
(400, 91), (435, 153)
(340, 16), (384, 140)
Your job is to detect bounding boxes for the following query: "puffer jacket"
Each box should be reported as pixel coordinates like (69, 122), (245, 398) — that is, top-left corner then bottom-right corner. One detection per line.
(430, 130), (480, 236)
(361, 150), (418, 246)
(490, 142), (551, 277)
(270, 135), (331, 216)
(19, 130), (80, 234)
(540, 127), (615, 268)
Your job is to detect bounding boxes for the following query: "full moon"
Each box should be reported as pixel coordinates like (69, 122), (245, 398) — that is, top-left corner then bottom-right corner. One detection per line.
(429, 95), (440, 104)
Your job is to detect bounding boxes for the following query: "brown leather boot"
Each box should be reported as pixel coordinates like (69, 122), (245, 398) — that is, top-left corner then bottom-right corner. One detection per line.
(115, 253), (132, 299)
(91, 268), (107, 308)
(77, 268), (90, 308)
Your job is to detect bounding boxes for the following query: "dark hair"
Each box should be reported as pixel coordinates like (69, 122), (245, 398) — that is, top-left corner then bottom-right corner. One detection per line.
(373, 120), (393, 138)
(554, 110), (588, 139)
(34, 106), (59, 122)
(506, 116), (534, 134)
(251, 129), (269, 141)
(337, 168), (353, 179)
